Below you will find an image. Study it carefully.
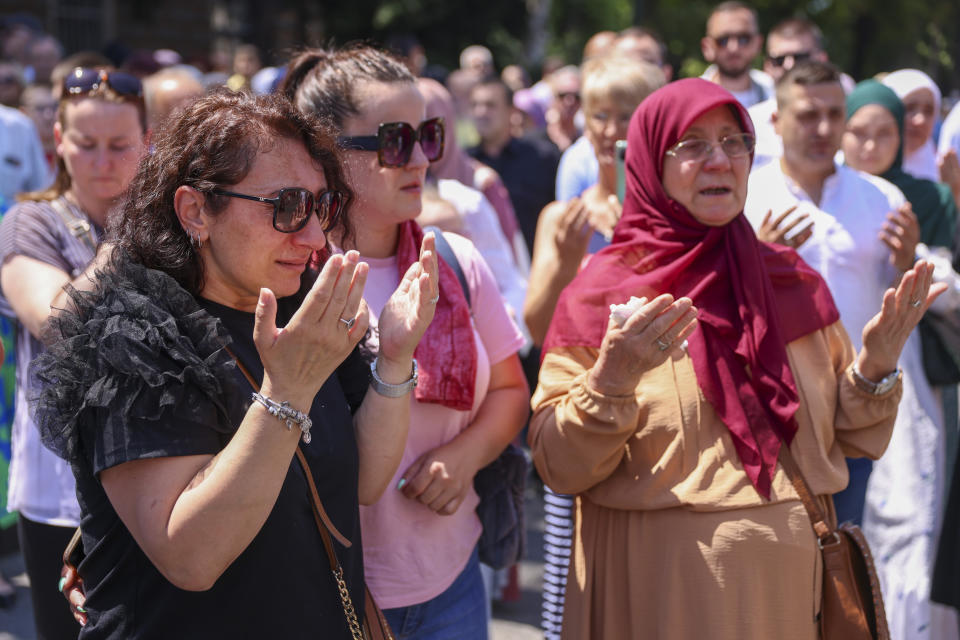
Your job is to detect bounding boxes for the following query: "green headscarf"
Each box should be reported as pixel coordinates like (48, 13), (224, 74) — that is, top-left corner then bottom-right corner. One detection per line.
(846, 79), (957, 248)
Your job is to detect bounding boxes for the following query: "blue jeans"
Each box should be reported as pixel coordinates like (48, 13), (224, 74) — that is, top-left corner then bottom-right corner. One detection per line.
(382, 547), (488, 640)
(833, 457), (873, 525)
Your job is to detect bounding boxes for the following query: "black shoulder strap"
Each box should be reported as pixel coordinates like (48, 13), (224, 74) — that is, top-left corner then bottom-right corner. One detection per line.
(426, 226), (470, 307)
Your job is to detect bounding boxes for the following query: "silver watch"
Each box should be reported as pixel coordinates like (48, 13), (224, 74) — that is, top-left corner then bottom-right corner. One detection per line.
(852, 365), (900, 395)
(369, 357), (418, 397)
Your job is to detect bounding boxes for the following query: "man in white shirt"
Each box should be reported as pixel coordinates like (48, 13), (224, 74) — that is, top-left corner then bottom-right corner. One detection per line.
(743, 61), (915, 527)
(699, 1), (773, 109)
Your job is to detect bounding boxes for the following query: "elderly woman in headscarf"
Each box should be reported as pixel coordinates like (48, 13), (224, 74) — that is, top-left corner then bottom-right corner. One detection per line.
(842, 78), (960, 640)
(882, 69), (943, 182)
(528, 78), (941, 639)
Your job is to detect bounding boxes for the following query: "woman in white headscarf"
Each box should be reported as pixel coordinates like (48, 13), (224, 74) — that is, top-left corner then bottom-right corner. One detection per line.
(882, 69), (943, 182)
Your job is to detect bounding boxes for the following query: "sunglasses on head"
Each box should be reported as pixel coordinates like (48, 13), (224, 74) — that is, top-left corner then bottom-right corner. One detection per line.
(714, 32), (755, 48)
(337, 117), (445, 168)
(211, 187), (344, 234)
(63, 67), (143, 99)
(766, 51), (813, 68)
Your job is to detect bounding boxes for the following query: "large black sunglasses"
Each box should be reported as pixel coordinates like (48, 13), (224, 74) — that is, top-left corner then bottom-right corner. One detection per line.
(63, 67), (143, 99)
(337, 117), (445, 168)
(211, 187), (344, 233)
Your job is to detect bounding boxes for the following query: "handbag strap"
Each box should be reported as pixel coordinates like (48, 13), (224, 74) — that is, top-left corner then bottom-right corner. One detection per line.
(777, 440), (835, 543)
(224, 346), (351, 549)
(225, 346), (367, 638)
(49, 196), (98, 255)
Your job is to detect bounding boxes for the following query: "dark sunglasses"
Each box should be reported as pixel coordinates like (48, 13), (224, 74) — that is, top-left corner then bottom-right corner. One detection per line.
(63, 67), (143, 98)
(337, 117), (445, 168)
(714, 32), (755, 48)
(211, 187), (344, 233)
(766, 51), (814, 68)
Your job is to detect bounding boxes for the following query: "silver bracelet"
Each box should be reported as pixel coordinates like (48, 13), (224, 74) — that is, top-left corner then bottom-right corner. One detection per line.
(251, 392), (313, 444)
(369, 356), (418, 398)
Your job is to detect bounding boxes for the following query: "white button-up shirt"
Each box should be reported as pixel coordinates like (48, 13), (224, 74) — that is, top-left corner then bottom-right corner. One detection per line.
(743, 161), (905, 350)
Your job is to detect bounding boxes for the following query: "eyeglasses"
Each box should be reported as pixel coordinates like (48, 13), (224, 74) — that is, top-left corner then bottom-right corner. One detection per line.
(767, 51), (813, 68)
(211, 187), (344, 233)
(337, 117), (445, 168)
(63, 67), (143, 99)
(713, 33), (756, 48)
(665, 133), (755, 163)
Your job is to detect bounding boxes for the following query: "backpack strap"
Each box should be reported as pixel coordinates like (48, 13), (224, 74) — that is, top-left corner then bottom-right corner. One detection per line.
(426, 226), (471, 307)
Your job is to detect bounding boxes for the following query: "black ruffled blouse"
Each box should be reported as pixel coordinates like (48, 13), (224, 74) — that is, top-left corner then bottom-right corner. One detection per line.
(33, 251), (370, 639)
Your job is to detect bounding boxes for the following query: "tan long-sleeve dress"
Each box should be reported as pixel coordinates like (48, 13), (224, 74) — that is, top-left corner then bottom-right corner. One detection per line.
(529, 321), (900, 640)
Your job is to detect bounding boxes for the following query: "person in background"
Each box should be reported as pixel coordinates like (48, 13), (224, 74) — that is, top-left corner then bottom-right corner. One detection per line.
(143, 66), (205, 130)
(460, 45), (495, 80)
(417, 77), (527, 268)
(468, 76), (560, 255)
(544, 65), (581, 153)
(24, 33), (62, 85)
(227, 43), (261, 92)
(840, 79), (960, 640)
(556, 26), (672, 203)
(501, 64), (529, 93)
(748, 17), (837, 168)
(0, 65), (148, 639)
(582, 31), (618, 61)
(882, 69), (943, 182)
(699, 1), (772, 108)
(531, 76), (933, 639)
(417, 77), (530, 327)
(524, 54), (664, 640)
(284, 44), (529, 639)
(938, 100), (960, 212)
(19, 83), (56, 177)
(0, 59), (24, 107)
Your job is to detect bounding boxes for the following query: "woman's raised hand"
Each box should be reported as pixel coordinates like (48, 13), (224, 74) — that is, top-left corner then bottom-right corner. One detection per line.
(857, 259), (945, 380)
(587, 294), (699, 396)
(253, 250), (370, 407)
(377, 232), (440, 368)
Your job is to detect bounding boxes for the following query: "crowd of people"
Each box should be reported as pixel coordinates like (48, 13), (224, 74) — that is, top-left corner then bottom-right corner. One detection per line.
(0, 2), (959, 639)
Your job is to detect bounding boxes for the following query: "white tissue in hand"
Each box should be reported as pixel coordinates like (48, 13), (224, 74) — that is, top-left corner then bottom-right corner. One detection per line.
(609, 296), (647, 327)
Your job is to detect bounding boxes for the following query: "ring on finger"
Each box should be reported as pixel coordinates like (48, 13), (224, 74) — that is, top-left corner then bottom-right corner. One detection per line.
(910, 299), (922, 308)
(655, 337), (671, 351)
(339, 315), (357, 330)
(429, 294), (440, 304)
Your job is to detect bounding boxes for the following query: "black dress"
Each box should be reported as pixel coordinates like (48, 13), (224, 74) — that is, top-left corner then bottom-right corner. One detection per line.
(34, 253), (370, 639)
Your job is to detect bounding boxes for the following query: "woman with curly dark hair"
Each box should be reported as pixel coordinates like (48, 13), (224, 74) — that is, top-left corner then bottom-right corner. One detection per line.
(33, 88), (439, 638)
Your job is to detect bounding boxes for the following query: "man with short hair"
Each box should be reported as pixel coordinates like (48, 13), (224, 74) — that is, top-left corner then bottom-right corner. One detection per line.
(700, 1), (772, 108)
(460, 45), (495, 78)
(748, 17), (848, 167)
(468, 77), (559, 254)
(744, 61), (921, 536)
(143, 67), (204, 130)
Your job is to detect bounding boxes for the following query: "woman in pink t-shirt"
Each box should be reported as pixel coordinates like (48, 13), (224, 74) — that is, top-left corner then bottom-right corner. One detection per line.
(282, 46), (529, 639)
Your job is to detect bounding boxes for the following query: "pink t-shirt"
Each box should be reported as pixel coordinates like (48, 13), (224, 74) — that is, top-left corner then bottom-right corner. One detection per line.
(358, 232), (524, 608)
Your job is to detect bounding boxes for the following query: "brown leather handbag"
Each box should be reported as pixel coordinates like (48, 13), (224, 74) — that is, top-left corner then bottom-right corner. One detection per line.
(778, 444), (889, 640)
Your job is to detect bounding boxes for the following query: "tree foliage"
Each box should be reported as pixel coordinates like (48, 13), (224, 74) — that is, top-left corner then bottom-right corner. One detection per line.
(304, 0), (959, 90)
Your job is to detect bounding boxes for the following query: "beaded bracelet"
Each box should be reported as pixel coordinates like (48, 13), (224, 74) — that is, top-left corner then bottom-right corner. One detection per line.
(251, 392), (313, 444)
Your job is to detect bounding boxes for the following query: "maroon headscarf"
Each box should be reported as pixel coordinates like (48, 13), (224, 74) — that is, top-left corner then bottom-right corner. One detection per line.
(543, 79), (839, 498)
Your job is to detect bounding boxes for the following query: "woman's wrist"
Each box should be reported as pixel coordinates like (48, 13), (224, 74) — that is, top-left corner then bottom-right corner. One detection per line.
(258, 378), (315, 416)
(374, 354), (415, 385)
